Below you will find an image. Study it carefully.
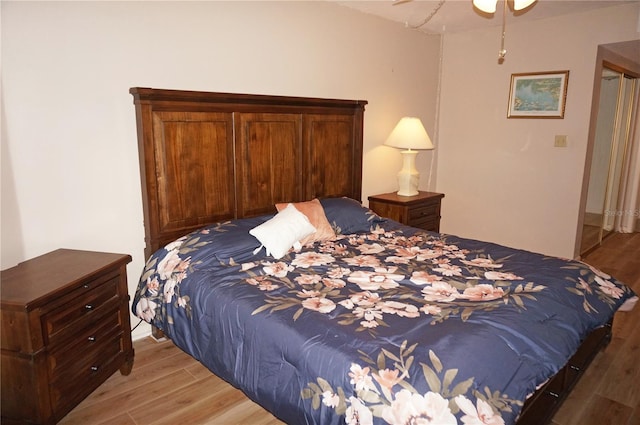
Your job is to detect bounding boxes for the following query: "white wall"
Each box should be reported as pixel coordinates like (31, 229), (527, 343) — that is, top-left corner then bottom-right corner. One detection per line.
(437, 3), (639, 258)
(1, 1), (440, 339)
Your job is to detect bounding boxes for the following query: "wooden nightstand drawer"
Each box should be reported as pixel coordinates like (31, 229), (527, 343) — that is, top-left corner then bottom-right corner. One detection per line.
(50, 329), (122, 389)
(48, 312), (122, 379)
(409, 203), (440, 221)
(410, 216), (439, 231)
(1, 249), (134, 425)
(369, 191), (444, 232)
(44, 275), (120, 344)
(49, 345), (125, 417)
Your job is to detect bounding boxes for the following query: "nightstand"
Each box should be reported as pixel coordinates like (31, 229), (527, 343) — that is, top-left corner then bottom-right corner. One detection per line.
(368, 191), (444, 232)
(1, 249), (134, 425)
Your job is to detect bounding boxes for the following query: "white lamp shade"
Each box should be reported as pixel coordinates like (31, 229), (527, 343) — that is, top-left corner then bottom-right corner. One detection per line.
(473, 0), (497, 13)
(473, 0), (536, 13)
(384, 117), (434, 151)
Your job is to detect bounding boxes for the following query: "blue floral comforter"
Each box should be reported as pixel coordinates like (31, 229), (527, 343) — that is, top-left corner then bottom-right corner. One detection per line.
(132, 201), (636, 425)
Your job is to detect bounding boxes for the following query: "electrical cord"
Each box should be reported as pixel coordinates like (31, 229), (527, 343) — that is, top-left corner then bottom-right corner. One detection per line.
(131, 318), (145, 332)
(408, 0), (446, 30)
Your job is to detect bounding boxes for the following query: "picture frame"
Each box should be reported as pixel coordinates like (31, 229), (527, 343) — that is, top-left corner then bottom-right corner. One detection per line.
(507, 70), (569, 118)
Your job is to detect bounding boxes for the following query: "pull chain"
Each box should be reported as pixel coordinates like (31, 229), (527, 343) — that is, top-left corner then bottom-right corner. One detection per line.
(498, 0), (507, 63)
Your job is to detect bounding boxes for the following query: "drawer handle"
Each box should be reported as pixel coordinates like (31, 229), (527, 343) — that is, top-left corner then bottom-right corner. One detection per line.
(88, 336), (96, 342)
(90, 366), (99, 372)
(83, 283), (90, 289)
(547, 391), (560, 398)
(85, 304), (94, 310)
(570, 365), (580, 371)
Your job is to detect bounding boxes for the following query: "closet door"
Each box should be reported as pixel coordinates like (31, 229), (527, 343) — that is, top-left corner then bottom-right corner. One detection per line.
(581, 67), (638, 255)
(304, 114), (363, 200)
(235, 113), (303, 217)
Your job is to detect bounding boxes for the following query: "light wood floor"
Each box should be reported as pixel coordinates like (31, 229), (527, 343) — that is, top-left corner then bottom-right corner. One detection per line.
(59, 233), (640, 425)
(551, 232), (640, 425)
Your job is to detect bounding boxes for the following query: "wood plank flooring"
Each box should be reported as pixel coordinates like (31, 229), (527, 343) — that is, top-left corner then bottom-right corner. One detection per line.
(551, 232), (640, 425)
(59, 232), (640, 425)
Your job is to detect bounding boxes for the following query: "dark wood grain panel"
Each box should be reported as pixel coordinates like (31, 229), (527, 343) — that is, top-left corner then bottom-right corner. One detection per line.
(305, 114), (362, 200)
(236, 113), (302, 217)
(152, 111), (235, 237)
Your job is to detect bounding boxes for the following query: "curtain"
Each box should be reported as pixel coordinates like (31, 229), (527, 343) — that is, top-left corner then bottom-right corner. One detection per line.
(615, 82), (640, 233)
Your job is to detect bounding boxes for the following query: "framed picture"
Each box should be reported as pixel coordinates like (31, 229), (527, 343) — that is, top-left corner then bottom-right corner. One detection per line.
(507, 70), (569, 118)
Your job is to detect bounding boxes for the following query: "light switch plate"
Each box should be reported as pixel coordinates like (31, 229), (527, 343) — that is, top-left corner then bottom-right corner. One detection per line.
(554, 135), (568, 147)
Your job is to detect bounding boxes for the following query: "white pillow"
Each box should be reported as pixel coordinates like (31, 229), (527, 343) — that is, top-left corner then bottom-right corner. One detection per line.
(249, 203), (317, 259)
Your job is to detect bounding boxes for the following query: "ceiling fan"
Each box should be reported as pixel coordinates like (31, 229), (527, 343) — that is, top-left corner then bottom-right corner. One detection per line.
(393, 0), (536, 11)
(392, 0), (538, 62)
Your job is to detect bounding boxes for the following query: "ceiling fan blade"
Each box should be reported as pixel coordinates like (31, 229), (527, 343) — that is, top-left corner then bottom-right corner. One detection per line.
(392, 0), (413, 5)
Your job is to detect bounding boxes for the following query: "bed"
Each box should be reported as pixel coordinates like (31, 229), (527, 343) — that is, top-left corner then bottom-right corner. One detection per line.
(129, 88), (637, 425)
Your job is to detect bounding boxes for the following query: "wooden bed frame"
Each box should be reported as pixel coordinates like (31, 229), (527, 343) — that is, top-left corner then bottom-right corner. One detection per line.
(130, 87), (612, 425)
(130, 87), (367, 259)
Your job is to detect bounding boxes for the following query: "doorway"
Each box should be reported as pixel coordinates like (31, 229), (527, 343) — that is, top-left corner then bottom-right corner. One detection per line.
(576, 40), (640, 258)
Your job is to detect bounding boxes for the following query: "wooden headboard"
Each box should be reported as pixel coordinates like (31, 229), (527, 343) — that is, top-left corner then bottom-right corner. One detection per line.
(130, 88), (368, 258)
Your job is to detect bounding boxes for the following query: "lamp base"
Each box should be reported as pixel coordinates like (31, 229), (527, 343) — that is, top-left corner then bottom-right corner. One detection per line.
(396, 150), (420, 197)
(396, 187), (419, 197)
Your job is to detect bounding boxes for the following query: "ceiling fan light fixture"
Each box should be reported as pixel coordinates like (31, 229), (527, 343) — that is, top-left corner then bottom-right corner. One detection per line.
(513, 0), (536, 11)
(473, 0), (498, 13)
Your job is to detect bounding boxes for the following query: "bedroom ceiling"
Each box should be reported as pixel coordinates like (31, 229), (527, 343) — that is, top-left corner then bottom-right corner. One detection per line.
(331, 0), (639, 33)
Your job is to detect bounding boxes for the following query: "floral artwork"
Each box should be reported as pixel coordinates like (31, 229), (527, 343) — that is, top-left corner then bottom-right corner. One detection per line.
(132, 214), (635, 425)
(507, 71), (569, 118)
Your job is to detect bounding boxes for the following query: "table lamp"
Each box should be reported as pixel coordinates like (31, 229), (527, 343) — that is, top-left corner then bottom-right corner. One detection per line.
(384, 117), (434, 197)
